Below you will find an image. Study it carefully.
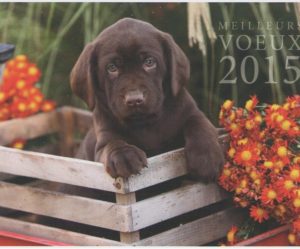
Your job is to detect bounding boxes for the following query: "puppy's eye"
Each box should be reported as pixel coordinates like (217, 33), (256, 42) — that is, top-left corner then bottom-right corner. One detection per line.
(143, 57), (156, 69)
(106, 63), (118, 73)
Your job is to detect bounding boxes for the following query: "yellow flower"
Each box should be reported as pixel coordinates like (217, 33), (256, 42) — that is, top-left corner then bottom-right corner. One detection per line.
(267, 190), (277, 200)
(230, 123), (239, 131)
(281, 120), (291, 131)
(263, 161), (273, 169)
(293, 157), (300, 163)
(223, 168), (231, 176)
(254, 114), (262, 124)
(277, 146), (288, 157)
(271, 104), (280, 110)
(241, 150), (252, 161)
(293, 198), (300, 208)
(228, 147), (236, 158)
(237, 138), (248, 145)
(245, 120), (255, 130)
(290, 168), (300, 180)
(250, 171), (259, 180)
(245, 99), (254, 111)
(223, 100), (233, 110)
(288, 233), (296, 245)
(275, 114), (284, 122)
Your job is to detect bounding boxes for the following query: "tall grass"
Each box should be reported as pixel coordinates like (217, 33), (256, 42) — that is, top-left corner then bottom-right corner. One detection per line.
(0, 3), (299, 121)
(0, 3), (139, 107)
(188, 3), (300, 123)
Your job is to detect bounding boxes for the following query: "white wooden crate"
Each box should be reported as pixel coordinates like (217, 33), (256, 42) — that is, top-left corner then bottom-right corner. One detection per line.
(0, 107), (243, 245)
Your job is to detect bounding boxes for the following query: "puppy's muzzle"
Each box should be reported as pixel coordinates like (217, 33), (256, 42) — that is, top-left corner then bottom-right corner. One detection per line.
(124, 90), (145, 107)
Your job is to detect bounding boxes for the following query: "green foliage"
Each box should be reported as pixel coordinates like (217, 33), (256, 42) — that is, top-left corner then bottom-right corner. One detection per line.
(0, 3), (143, 108)
(0, 3), (299, 125)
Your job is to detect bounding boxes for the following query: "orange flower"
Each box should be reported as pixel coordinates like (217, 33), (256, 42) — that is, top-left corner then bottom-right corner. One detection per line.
(26, 64), (41, 84)
(288, 233), (297, 245)
(289, 166), (300, 182)
(0, 91), (9, 105)
(234, 143), (260, 167)
(274, 204), (287, 219)
(245, 95), (258, 112)
(41, 100), (56, 112)
(0, 105), (10, 121)
(250, 206), (269, 223)
(15, 54), (28, 63)
(271, 141), (290, 165)
(222, 100), (234, 111)
(276, 178), (296, 197)
(219, 95), (300, 229)
(227, 226), (238, 245)
(285, 95), (300, 118)
(262, 160), (274, 169)
(28, 100), (41, 113)
(292, 197), (300, 209)
(10, 139), (26, 149)
(261, 188), (279, 205)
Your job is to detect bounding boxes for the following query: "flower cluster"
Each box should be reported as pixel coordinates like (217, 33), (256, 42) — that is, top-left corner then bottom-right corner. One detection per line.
(0, 55), (56, 149)
(219, 95), (300, 245)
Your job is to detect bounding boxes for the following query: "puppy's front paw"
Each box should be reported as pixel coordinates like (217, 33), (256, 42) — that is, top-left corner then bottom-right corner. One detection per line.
(105, 145), (147, 178)
(185, 142), (224, 183)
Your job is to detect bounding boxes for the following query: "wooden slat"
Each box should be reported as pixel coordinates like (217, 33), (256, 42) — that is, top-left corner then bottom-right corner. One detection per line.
(120, 148), (187, 193)
(0, 146), (123, 193)
(0, 173), (14, 181)
(0, 109), (61, 145)
(71, 106), (93, 134)
(130, 182), (228, 231)
(58, 107), (75, 157)
(116, 193), (140, 243)
(0, 216), (124, 246)
(133, 208), (244, 246)
(0, 181), (132, 232)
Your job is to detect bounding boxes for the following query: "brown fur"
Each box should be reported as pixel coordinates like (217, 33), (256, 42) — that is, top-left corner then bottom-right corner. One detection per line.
(71, 18), (224, 182)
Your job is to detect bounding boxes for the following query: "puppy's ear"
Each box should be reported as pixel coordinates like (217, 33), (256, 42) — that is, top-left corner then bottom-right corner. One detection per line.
(70, 43), (97, 110)
(161, 33), (190, 97)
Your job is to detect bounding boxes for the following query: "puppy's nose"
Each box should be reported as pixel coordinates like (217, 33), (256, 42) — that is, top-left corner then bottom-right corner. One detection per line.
(125, 90), (145, 107)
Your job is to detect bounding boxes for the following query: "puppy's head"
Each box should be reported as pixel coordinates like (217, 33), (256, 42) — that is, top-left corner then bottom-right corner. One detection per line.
(71, 18), (190, 127)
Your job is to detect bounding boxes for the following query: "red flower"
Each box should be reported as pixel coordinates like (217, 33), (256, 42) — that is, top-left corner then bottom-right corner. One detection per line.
(271, 141), (290, 165)
(250, 206), (269, 223)
(261, 187), (279, 205)
(234, 143), (260, 167)
(275, 178), (296, 197)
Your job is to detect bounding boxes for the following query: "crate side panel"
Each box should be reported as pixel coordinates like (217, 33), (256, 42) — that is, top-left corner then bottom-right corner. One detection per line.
(0, 182), (131, 232)
(0, 216), (124, 246)
(134, 208), (244, 246)
(131, 182), (228, 231)
(126, 135), (228, 193)
(0, 146), (122, 193)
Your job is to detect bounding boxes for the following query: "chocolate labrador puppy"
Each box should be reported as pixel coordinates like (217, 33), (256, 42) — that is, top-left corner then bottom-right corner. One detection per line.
(71, 18), (224, 182)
